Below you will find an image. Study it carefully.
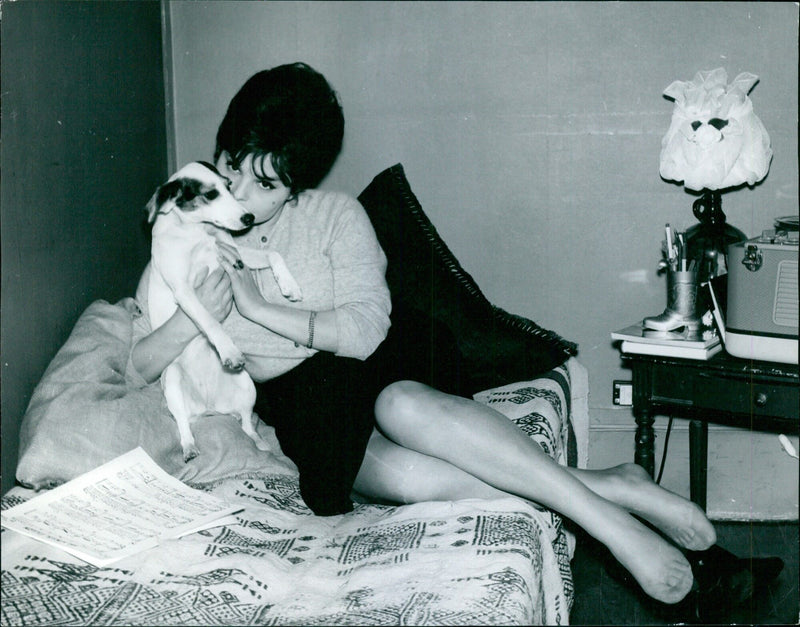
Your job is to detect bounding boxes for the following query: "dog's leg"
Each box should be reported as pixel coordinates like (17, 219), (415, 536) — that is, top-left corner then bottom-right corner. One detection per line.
(265, 251), (303, 302)
(172, 285), (246, 370)
(162, 362), (200, 462)
(214, 371), (271, 451)
(237, 246), (303, 302)
(153, 235), (246, 370)
(237, 410), (271, 451)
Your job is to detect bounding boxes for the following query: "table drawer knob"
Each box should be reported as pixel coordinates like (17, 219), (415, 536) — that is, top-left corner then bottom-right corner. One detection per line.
(754, 392), (768, 407)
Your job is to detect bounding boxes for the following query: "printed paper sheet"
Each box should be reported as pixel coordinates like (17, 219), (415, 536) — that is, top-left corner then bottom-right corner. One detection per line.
(1, 447), (240, 566)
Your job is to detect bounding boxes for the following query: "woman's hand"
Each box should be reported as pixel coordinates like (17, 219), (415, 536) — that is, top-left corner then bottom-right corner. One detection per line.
(216, 241), (267, 321)
(194, 266), (234, 323)
(131, 267), (232, 384)
(216, 241), (339, 354)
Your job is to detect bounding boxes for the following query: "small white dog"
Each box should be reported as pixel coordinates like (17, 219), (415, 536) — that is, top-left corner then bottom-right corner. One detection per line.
(145, 161), (302, 461)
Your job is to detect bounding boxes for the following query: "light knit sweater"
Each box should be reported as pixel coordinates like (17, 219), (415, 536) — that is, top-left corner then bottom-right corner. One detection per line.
(131, 189), (391, 383)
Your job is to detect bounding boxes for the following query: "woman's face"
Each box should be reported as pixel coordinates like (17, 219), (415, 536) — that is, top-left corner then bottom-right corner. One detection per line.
(216, 152), (292, 226)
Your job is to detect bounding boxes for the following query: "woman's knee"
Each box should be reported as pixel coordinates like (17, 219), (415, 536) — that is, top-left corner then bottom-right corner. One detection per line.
(374, 380), (432, 432)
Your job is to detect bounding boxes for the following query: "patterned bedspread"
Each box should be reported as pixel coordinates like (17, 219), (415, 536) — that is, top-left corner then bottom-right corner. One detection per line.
(2, 366), (579, 626)
(2, 481), (572, 625)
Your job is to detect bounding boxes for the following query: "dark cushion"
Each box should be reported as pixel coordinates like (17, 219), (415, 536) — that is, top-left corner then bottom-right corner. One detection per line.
(358, 164), (578, 395)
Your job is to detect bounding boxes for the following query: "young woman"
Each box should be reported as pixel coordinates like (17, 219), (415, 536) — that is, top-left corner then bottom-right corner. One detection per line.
(131, 62), (715, 605)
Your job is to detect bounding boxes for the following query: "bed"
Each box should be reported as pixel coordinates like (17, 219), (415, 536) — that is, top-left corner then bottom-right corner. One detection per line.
(2, 165), (587, 625)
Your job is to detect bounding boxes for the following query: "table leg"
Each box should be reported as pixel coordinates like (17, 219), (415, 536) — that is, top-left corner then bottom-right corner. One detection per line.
(634, 408), (656, 478)
(689, 420), (708, 510)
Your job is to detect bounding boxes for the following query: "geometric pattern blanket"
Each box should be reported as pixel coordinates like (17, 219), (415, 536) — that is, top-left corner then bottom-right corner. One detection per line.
(2, 366), (576, 626)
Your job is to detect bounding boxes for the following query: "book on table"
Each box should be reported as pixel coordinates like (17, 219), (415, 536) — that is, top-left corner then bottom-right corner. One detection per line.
(0, 447), (241, 567)
(612, 323), (723, 360)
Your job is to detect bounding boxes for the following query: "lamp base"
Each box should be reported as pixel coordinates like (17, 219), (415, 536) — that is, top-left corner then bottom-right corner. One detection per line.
(686, 190), (747, 284)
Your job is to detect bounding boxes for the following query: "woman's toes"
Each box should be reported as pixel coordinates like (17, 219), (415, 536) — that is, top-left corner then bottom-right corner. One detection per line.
(641, 551), (694, 604)
(609, 519), (695, 605)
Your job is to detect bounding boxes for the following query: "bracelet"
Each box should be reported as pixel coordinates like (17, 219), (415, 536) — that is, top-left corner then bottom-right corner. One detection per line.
(306, 311), (317, 349)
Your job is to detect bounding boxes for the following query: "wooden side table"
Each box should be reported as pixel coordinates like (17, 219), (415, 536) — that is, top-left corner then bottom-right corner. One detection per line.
(621, 351), (799, 510)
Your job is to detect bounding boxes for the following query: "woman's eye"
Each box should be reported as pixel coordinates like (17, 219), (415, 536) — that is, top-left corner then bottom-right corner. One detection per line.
(225, 160), (241, 174)
(258, 180), (275, 190)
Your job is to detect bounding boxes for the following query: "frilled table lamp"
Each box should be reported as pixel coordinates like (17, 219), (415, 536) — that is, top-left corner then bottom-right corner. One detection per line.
(659, 68), (773, 283)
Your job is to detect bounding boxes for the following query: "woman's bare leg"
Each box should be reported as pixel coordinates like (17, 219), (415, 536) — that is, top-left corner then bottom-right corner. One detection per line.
(358, 430), (714, 551)
(355, 427), (694, 605)
(358, 380), (715, 604)
(355, 430), (510, 504)
(564, 464), (715, 551)
(370, 381), (714, 548)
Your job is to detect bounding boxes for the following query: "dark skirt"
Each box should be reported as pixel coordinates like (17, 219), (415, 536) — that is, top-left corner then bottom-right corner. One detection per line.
(253, 305), (468, 516)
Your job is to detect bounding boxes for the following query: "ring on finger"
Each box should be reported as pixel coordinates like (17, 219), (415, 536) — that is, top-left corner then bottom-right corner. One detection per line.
(234, 259), (244, 270)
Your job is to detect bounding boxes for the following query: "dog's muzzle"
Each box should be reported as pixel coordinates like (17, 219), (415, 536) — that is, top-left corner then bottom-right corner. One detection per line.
(241, 213), (255, 227)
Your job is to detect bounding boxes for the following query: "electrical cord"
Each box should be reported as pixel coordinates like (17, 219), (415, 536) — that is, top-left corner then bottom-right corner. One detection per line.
(655, 416), (674, 485)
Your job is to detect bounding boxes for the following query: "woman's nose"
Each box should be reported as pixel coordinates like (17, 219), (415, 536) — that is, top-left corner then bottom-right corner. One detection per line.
(230, 176), (249, 200)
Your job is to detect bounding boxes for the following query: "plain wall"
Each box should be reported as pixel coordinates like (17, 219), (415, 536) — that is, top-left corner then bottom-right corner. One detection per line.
(167, 1), (798, 519)
(162, 2), (800, 518)
(0, 2), (168, 495)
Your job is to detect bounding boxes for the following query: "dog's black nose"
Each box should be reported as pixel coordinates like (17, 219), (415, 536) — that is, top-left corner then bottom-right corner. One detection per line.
(240, 213), (255, 227)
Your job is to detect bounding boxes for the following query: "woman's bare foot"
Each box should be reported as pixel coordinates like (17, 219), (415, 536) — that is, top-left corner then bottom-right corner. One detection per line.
(609, 463), (716, 551)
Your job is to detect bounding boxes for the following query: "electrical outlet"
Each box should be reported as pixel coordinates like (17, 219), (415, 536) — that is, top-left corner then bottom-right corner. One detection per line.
(613, 380), (633, 406)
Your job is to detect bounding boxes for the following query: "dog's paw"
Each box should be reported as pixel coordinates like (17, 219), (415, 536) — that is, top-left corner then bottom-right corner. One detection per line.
(182, 444), (199, 463)
(222, 356), (246, 372)
(253, 437), (271, 451)
(241, 425), (271, 451)
(219, 347), (246, 371)
(280, 282), (303, 302)
(274, 272), (303, 302)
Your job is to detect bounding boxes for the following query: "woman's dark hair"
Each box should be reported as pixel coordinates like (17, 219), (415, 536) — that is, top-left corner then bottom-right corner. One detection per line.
(214, 62), (344, 195)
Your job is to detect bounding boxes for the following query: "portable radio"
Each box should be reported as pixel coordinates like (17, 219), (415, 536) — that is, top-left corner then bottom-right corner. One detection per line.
(723, 219), (798, 364)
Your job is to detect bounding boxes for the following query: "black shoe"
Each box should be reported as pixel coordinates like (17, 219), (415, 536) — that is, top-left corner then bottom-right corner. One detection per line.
(686, 545), (784, 623)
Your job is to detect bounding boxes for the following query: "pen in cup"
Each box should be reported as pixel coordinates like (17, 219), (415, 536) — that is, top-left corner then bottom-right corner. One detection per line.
(664, 223), (677, 269)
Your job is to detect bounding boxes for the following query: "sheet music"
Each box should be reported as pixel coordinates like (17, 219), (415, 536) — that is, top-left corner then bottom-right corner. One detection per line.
(1, 447), (240, 567)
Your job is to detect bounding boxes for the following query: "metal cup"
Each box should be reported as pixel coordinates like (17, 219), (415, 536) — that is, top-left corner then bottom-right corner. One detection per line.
(667, 269), (699, 319)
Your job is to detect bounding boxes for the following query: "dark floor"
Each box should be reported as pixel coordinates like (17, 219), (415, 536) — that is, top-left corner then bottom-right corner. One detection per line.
(569, 521), (799, 625)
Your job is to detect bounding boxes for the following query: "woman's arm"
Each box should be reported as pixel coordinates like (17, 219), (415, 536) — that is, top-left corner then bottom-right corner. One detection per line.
(131, 267), (233, 383)
(217, 242), (339, 353)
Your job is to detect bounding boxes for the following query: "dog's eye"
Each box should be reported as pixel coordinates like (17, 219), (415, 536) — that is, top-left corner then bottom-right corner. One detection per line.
(204, 189), (220, 201)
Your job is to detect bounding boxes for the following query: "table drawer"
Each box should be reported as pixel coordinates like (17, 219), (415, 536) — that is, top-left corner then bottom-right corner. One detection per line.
(692, 377), (798, 417)
(651, 366), (798, 418)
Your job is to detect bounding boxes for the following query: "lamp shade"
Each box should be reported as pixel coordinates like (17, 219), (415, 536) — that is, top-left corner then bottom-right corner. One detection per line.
(659, 68), (772, 192)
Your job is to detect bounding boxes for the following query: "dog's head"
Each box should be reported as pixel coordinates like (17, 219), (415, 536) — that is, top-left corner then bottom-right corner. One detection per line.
(146, 161), (255, 231)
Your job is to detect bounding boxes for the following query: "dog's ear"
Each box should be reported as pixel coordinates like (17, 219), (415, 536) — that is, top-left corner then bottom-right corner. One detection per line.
(146, 178), (205, 222)
(146, 179), (177, 222)
(197, 160), (221, 175)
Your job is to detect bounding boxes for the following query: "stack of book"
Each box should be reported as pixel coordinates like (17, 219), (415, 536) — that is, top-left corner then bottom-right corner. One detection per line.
(612, 323), (723, 360)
